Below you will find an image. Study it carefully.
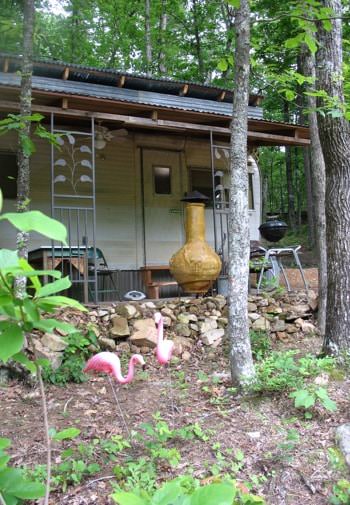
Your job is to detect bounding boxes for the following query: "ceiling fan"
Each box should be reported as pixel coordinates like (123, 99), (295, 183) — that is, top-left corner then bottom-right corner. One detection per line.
(95, 123), (128, 149)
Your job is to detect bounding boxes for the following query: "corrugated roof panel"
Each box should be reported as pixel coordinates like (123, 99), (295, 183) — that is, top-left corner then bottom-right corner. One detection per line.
(0, 72), (264, 119)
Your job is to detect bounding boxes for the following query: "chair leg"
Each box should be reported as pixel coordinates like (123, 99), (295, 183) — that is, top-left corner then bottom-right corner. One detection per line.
(293, 250), (308, 291)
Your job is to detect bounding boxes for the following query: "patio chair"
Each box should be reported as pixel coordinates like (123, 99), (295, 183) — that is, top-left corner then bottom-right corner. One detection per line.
(87, 248), (120, 302)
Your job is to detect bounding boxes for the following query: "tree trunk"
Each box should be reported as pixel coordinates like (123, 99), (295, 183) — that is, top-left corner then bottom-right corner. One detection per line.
(302, 48), (327, 336)
(145, 0), (152, 76)
(191, 0), (205, 82)
(228, 0), (255, 387)
(316, 0), (350, 353)
(283, 102), (297, 231)
(16, 0), (35, 297)
(157, 0), (167, 74)
(303, 147), (316, 248)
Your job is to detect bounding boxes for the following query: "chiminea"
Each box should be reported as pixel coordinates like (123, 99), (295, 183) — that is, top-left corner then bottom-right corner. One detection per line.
(259, 217), (288, 243)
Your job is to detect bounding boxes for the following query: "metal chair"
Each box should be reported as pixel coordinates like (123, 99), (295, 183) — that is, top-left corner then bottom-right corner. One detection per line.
(256, 245), (308, 293)
(87, 248), (120, 302)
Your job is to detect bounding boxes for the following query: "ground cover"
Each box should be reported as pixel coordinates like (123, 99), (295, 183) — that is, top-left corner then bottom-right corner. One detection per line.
(1, 326), (349, 505)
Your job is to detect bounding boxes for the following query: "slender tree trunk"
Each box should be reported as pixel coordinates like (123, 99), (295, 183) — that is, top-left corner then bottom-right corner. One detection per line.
(145, 0), (152, 76)
(283, 102), (297, 231)
(191, 0), (205, 81)
(303, 147), (316, 247)
(157, 0), (167, 74)
(16, 0), (35, 297)
(302, 48), (327, 335)
(228, 0), (255, 387)
(261, 172), (268, 223)
(316, 0), (350, 354)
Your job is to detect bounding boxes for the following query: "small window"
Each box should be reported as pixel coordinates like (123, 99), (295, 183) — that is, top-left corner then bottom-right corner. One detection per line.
(0, 152), (17, 199)
(153, 166), (171, 194)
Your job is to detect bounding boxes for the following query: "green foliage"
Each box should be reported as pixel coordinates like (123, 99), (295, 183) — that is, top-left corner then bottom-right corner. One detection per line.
(0, 437), (45, 504)
(42, 330), (99, 384)
(0, 210), (67, 244)
(111, 476), (265, 505)
(290, 386), (337, 418)
(250, 330), (271, 361)
(330, 480), (350, 505)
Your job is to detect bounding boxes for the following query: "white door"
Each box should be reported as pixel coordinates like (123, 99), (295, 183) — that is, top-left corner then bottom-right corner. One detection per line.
(142, 149), (184, 264)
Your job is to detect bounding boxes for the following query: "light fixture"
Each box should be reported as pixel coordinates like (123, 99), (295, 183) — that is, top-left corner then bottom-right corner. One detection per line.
(95, 131), (107, 150)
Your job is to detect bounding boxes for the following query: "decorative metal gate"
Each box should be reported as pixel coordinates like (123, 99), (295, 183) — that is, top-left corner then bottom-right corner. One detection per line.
(50, 114), (98, 303)
(210, 131), (230, 279)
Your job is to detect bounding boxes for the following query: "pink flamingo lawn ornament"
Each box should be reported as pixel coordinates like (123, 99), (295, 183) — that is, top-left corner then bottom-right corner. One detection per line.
(84, 352), (145, 439)
(154, 312), (176, 422)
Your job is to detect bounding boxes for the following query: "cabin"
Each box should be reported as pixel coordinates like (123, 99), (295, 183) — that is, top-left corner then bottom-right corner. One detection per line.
(0, 53), (310, 302)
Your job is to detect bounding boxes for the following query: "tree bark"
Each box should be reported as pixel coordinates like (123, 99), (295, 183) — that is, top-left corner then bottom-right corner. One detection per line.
(191, 0), (205, 82)
(157, 0), (167, 74)
(145, 0), (153, 76)
(283, 102), (297, 231)
(16, 0), (35, 297)
(316, 0), (350, 354)
(302, 48), (327, 336)
(303, 147), (316, 248)
(228, 0), (255, 387)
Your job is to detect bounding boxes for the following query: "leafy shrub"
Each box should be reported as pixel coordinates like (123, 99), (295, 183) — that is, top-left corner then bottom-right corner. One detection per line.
(330, 479), (350, 505)
(250, 330), (271, 361)
(111, 476), (266, 505)
(42, 329), (99, 384)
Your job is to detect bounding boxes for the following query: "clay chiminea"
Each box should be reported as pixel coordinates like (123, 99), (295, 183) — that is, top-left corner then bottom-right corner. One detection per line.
(169, 191), (222, 293)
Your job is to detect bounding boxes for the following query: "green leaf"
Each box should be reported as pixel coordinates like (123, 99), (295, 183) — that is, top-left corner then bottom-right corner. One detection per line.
(285, 89), (296, 101)
(315, 388), (337, 411)
(111, 492), (149, 505)
(285, 34), (303, 49)
(304, 33), (317, 54)
(153, 479), (184, 505)
(190, 483), (236, 505)
(0, 438), (11, 450)
(53, 427), (81, 441)
(37, 296), (87, 311)
(0, 249), (19, 269)
(217, 58), (228, 72)
(36, 276), (71, 298)
(32, 318), (77, 334)
(0, 468), (45, 499)
(12, 352), (36, 374)
(0, 323), (24, 363)
(227, 0), (240, 7)
(0, 211), (67, 244)
(290, 389), (315, 409)
(23, 298), (40, 322)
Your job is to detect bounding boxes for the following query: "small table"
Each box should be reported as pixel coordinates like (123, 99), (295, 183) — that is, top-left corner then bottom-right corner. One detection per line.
(140, 265), (178, 299)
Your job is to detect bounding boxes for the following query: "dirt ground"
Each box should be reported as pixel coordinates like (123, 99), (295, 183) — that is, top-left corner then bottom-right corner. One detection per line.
(1, 321), (349, 505)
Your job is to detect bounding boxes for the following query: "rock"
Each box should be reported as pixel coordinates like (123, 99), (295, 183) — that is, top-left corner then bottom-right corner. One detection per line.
(175, 323), (191, 337)
(33, 339), (62, 369)
(163, 316), (172, 327)
(161, 307), (176, 321)
(336, 424), (350, 467)
(271, 318), (286, 332)
(97, 309), (109, 317)
(173, 336), (192, 355)
(99, 337), (116, 351)
(190, 323), (199, 332)
(248, 312), (261, 322)
(258, 298), (269, 307)
(295, 318), (317, 334)
(248, 302), (258, 312)
(41, 333), (67, 352)
(182, 351), (191, 361)
(218, 317), (228, 326)
(115, 304), (138, 319)
(199, 318), (217, 333)
(55, 327), (69, 337)
(285, 323), (298, 334)
(201, 328), (224, 346)
(143, 301), (156, 309)
(276, 331), (288, 341)
(247, 431), (261, 440)
(215, 295), (227, 309)
(307, 290), (318, 311)
(133, 318), (156, 332)
(110, 316), (130, 337)
(129, 327), (158, 348)
(264, 305), (283, 314)
(252, 317), (270, 331)
(116, 342), (131, 353)
(177, 313), (191, 324)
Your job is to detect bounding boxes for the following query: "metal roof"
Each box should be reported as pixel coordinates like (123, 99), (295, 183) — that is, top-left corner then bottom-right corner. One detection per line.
(0, 72), (264, 120)
(0, 52), (263, 105)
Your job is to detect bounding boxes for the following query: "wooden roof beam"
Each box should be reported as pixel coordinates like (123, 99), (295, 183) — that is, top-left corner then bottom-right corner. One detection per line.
(0, 99), (310, 146)
(217, 91), (226, 101)
(118, 75), (126, 87)
(62, 67), (70, 80)
(3, 58), (9, 73)
(179, 84), (189, 96)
